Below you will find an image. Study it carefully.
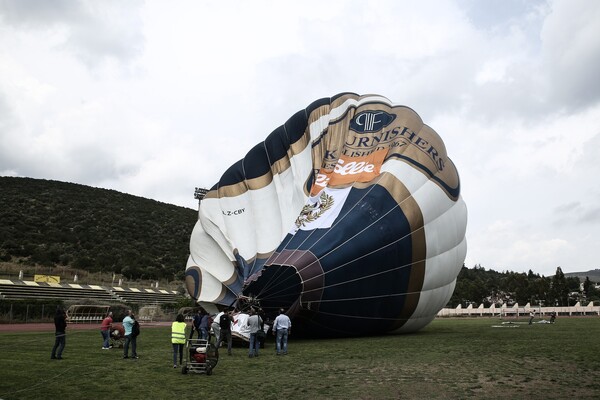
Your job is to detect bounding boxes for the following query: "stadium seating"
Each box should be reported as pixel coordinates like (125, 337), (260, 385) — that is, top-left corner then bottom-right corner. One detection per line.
(0, 280), (114, 302)
(109, 287), (181, 304)
(0, 279), (181, 305)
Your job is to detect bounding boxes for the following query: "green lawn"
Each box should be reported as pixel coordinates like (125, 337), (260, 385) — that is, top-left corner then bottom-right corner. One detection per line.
(1, 317), (599, 399)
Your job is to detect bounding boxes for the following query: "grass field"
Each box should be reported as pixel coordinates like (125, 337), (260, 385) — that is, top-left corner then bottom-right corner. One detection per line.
(1, 317), (599, 400)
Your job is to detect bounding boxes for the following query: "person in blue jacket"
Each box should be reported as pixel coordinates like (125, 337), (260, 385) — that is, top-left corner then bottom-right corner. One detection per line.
(122, 310), (138, 359)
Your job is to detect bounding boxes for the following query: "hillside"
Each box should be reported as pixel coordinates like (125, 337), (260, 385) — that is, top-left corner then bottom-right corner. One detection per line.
(565, 269), (600, 281)
(0, 177), (197, 282)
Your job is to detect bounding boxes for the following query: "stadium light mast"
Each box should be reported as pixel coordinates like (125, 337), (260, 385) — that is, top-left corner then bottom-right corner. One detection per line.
(194, 187), (209, 205)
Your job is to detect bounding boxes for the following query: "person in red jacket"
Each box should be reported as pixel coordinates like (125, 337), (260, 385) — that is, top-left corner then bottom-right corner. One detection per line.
(100, 311), (113, 349)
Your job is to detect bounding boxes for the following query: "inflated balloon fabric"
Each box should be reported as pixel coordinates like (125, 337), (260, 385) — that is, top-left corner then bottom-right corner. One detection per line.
(186, 93), (467, 337)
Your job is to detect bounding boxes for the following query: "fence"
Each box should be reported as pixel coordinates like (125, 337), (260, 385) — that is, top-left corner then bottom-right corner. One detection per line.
(0, 300), (64, 323)
(437, 301), (600, 317)
(66, 304), (110, 323)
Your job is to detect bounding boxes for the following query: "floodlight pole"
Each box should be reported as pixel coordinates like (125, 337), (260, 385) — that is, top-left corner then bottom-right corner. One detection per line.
(194, 187), (209, 207)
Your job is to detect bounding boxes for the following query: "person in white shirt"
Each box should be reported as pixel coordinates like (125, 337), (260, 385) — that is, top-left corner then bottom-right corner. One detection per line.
(246, 308), (263, 358)
(273, 308), (291, 355)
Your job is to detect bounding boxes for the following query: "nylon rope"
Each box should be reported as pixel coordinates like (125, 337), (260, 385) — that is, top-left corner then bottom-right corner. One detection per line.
(251, 168), (443, 300)
(205, 97), (459, 314)
(254, 179), (459, 305)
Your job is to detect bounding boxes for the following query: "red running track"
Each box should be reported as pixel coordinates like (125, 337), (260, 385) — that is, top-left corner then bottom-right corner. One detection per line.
(0, 321), (171, 332)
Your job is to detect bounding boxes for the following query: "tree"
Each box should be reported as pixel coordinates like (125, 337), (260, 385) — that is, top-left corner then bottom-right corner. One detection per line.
(532, 276), (551, 305)
(583, 276), (592, 296)
(582, 277), (600, 303)
(550, 267), (569, 306)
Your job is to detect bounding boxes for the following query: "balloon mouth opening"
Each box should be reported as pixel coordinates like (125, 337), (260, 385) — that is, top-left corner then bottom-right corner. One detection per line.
(242, 264), (302, 317)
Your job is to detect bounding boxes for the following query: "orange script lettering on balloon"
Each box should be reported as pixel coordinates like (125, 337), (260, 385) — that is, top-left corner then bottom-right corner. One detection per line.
(311, 149), (386, 194)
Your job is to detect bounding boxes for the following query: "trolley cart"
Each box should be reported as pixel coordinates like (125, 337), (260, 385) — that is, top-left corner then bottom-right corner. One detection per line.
(182, 338), (218, 375)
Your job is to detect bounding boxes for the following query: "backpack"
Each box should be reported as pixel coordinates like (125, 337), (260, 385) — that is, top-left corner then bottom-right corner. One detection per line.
(132, 320), (140, 337)
(219, 313), (231, 330)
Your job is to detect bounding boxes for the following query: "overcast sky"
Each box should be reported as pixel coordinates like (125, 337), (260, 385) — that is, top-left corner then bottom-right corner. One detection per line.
(1, 0), (599, 277)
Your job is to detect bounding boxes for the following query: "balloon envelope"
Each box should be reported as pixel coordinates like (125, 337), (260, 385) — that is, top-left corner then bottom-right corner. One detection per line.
(186, 93), (467, 337)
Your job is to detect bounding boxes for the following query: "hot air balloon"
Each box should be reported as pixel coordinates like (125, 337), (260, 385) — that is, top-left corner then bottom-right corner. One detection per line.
(186, 93), (467, 337)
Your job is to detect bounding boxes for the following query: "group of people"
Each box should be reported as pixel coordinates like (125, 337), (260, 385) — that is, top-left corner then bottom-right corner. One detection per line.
(99, 309), (139, 359)
(189, 309), (211, 340)
(529, 310), (558, 325)
(50, 305), (293, 365)
(172, 307), (293, 363)
(50, 307), (139, 360)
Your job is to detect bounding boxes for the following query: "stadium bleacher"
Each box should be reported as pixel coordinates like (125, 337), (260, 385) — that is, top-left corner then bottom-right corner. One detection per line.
(110, 287), (181, 304)
(0, 280), (115, 302)
(0, 279), (182, 305)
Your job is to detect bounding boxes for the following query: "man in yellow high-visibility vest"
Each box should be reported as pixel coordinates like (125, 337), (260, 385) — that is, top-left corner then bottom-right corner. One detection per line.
(171, 314), (187, 368)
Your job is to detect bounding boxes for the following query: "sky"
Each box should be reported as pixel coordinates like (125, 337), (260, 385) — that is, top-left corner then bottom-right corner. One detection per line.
(1, 0), (599, 277)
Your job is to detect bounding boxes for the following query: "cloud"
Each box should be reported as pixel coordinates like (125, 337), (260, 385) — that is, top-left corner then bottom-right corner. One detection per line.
(458, 0), (545, 30)
(541, 0), (600, 109)
(447, 0), (600, 123)
(0, 0), (145, 69)
(554, 202), (600, 226)
(463, 218), (590, 276)
(551, 129), (600, 227)
(0, 0), (78, 27)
